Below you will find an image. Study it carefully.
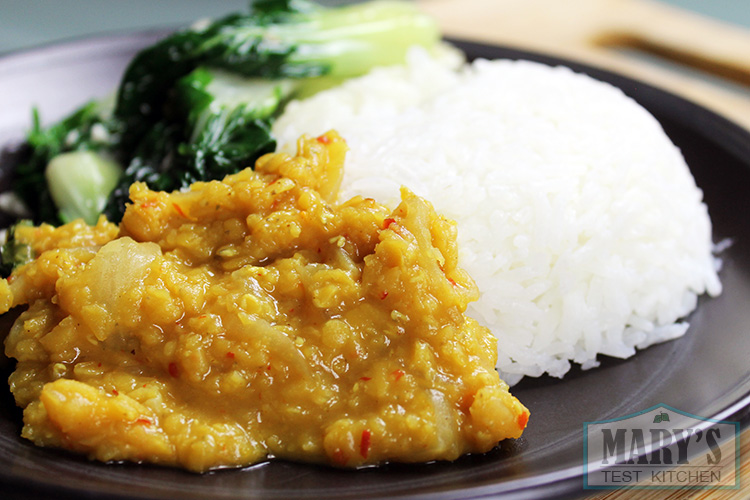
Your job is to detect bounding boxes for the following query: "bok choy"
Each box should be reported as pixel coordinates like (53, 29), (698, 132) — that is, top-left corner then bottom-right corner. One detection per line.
(12, 0), (441, 225)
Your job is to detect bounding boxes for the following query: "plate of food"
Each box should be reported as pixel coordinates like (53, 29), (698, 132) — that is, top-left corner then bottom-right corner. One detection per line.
(0, 1), (748, 499)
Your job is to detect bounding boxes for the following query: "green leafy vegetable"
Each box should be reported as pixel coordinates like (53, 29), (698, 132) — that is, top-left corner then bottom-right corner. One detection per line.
(14, 101), (114, 224)
(0, 221), (34, 276)
(13, 0), (441, 224)
(103, 68), (284, 221)
(46, 151), (122, 224)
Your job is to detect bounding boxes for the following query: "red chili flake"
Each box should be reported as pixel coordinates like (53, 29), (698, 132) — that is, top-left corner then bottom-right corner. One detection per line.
(382, 218), (396, 230)
(97, 363), (102, 367)
(316, 134), (331, 144)
(289, 308), (295, 313)
(136, 418), (151, 425)
(172, 203), (187, 217)
(140, 200), (158, 209)
(360, 429), (372, 458)
(226, 352), (235, 359)
(266, 364), (272, 371)
(447, 277), (457, 287)
(168, 362), (179, 378)
(112, 389), (119, 396)
(517, 411), (529, 430)
(392, 369), (405, 381)
(172, 203), (196, 220)
(360, 376), (371, 381)
(332, 449), (348, 466)
(380, 291), (388, 300)
(143, 384), (147, 388)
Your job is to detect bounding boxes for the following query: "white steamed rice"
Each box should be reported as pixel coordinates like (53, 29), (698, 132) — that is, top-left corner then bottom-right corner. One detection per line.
(273, 48), (722, 385)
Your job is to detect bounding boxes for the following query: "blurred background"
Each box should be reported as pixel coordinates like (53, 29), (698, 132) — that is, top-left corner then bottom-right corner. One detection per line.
(1, 0), (748, 54)
(0, 0), (749, 129)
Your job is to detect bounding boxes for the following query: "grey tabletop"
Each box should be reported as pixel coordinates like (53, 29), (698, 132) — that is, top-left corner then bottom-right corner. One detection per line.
(1, 0), (749, 56)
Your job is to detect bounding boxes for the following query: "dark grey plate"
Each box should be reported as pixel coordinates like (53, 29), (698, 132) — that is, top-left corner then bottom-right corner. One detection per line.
(0, 33), (748, 500)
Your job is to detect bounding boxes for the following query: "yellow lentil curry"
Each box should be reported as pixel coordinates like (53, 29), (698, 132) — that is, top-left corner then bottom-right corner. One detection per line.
(0, 131), (528, 471)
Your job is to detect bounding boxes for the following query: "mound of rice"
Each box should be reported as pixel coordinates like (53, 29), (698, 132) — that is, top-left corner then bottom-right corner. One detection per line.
(273, 49), (722, 385)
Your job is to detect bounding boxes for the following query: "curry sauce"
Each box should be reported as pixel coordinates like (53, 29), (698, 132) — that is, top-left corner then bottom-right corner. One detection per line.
(0, 131), (528, 471)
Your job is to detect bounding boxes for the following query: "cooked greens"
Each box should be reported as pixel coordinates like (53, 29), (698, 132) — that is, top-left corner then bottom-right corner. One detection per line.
(14, 101), (115, 225)
(102, 68), (283, 221)
(0, 221), (34, 276)
(12, 0), (440, 224)
(47, 151), (122, 224)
